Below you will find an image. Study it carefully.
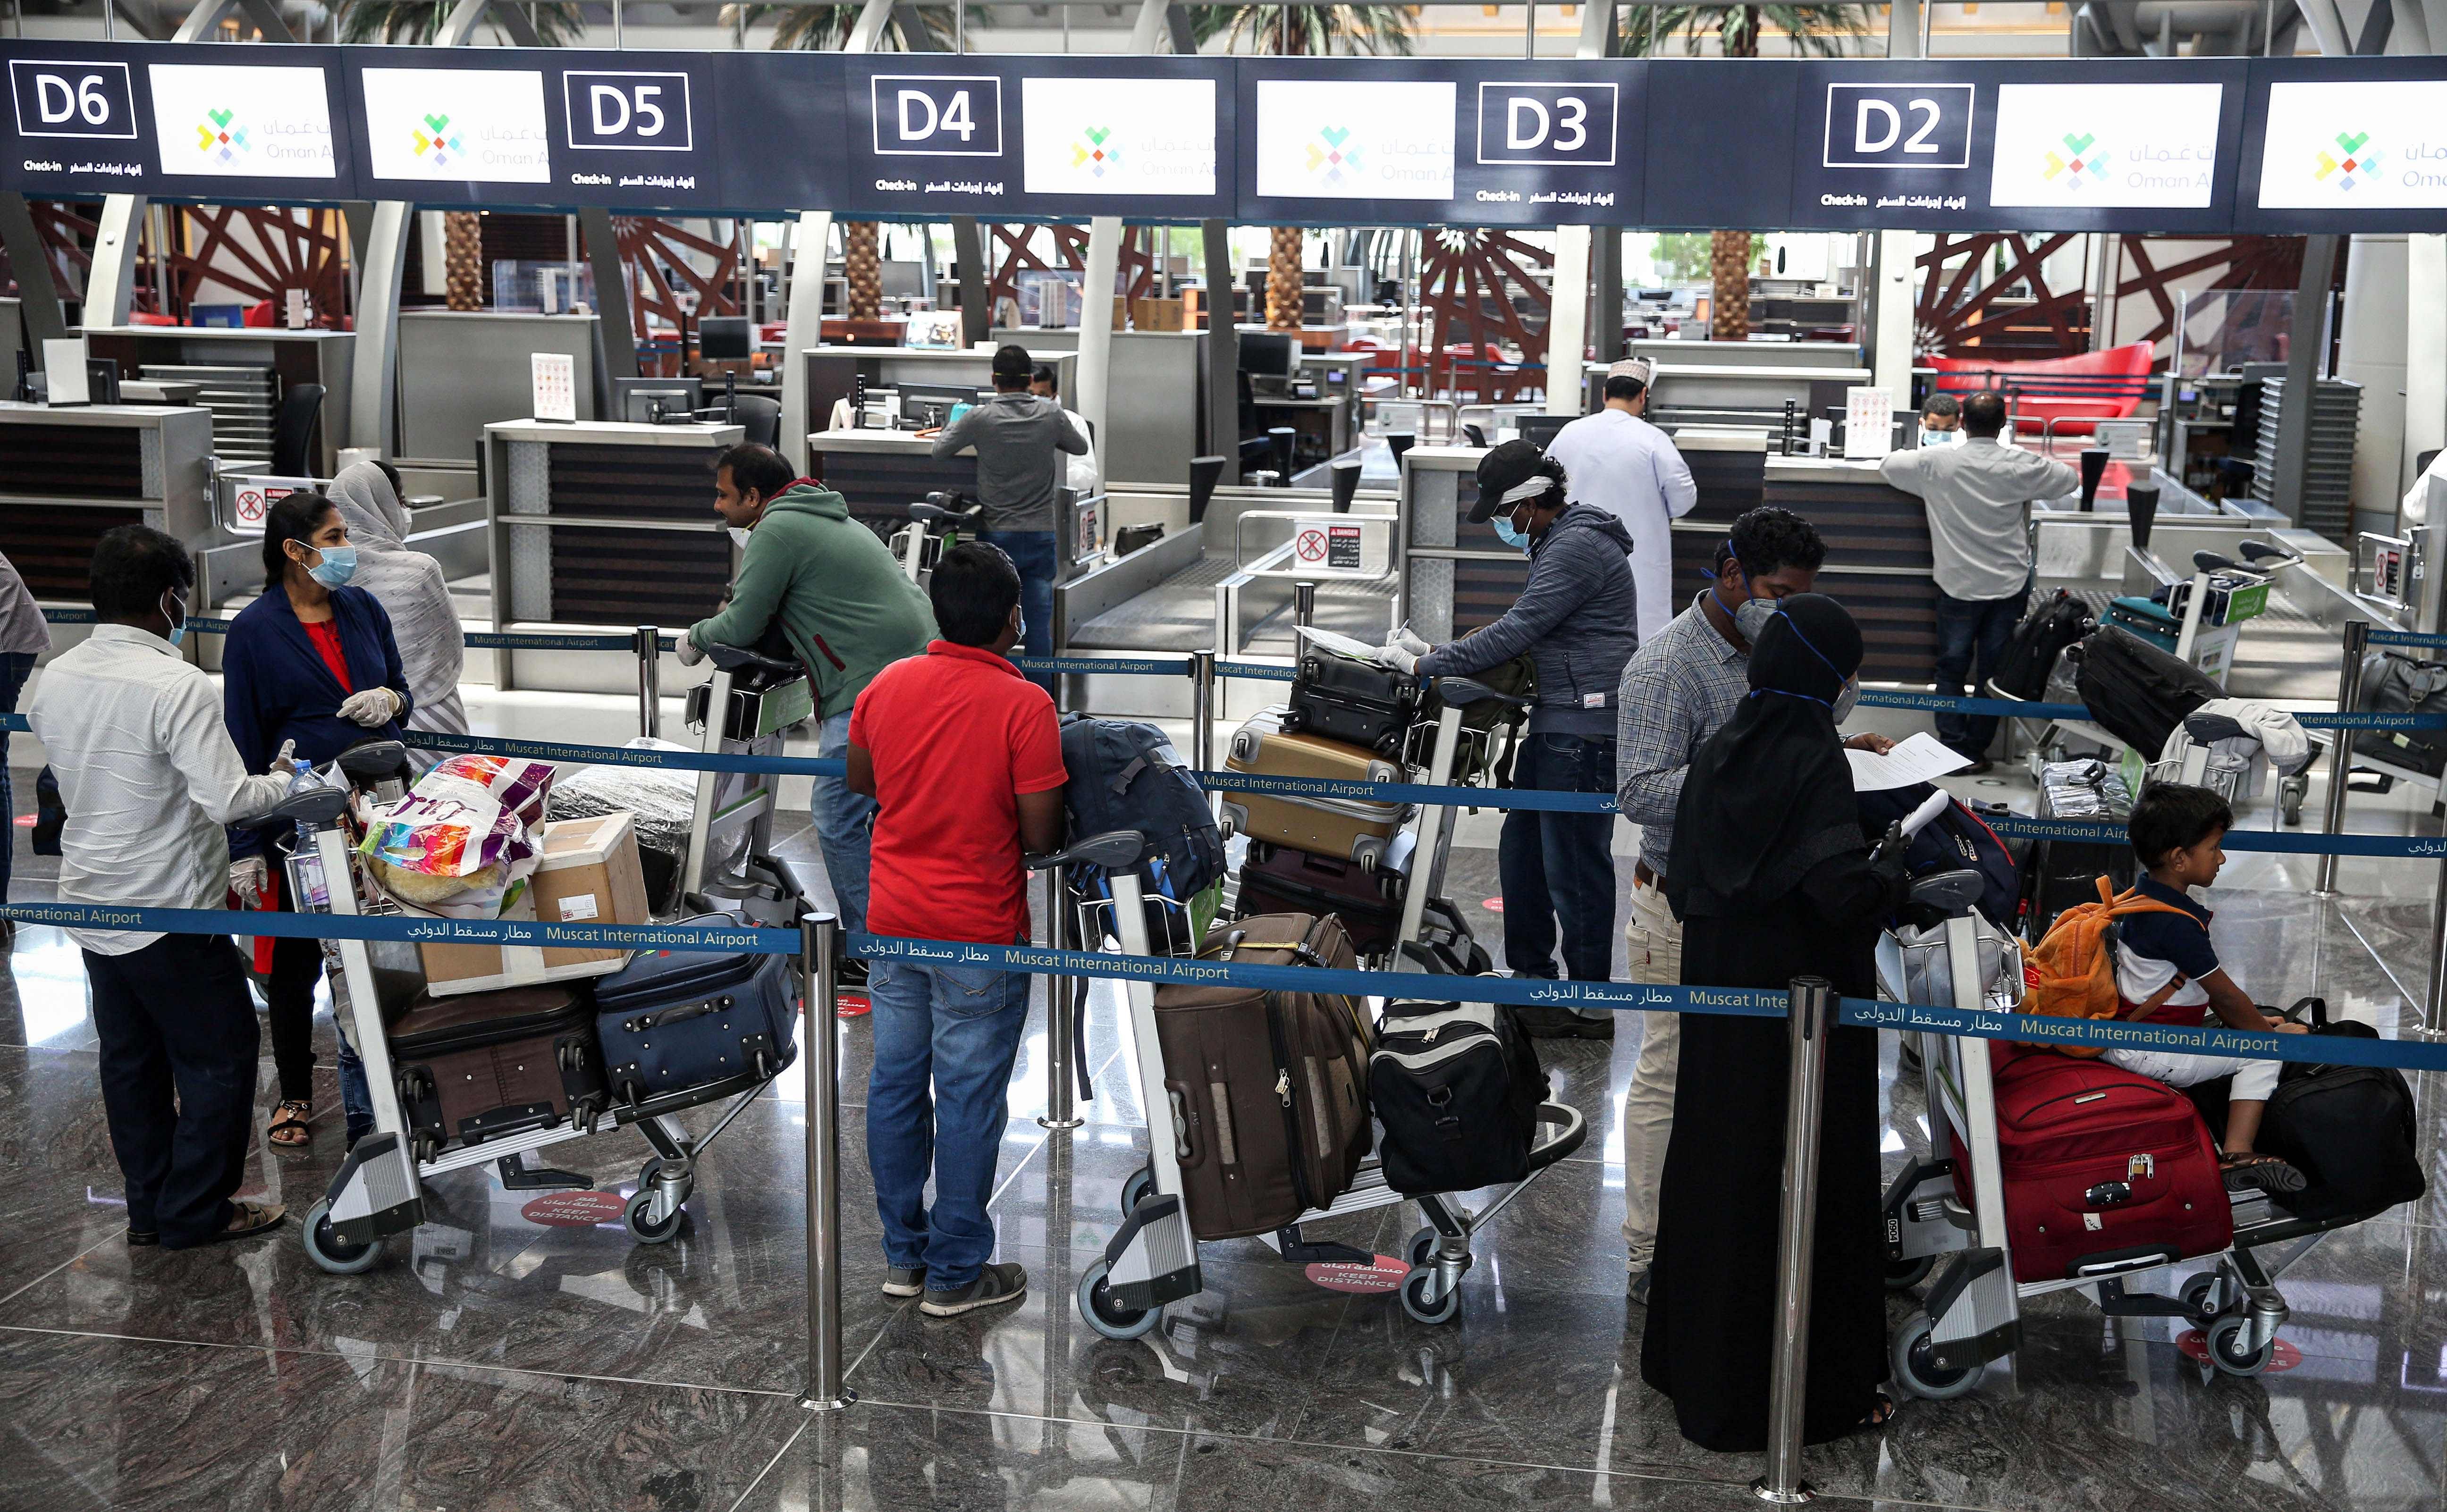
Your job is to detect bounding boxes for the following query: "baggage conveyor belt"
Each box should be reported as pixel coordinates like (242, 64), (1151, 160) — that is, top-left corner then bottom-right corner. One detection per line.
(1066, 546), (1398, 655)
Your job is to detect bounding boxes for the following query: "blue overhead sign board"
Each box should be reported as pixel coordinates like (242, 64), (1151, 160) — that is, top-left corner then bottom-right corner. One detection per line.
(2237, 56), (2447, 235)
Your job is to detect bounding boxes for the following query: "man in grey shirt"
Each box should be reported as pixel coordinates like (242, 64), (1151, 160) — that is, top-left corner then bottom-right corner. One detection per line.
(1879, 390), (2077, 769)
(931, 344), (1088, 691)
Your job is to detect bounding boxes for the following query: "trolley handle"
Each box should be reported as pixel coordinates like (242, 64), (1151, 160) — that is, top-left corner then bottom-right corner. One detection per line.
(1027, 829), (1150, 874)
(1434, 675), (1530, 711)
(702, 642), (802, 678)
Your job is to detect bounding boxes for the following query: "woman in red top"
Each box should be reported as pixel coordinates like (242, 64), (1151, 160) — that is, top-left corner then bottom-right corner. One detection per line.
(224, 493), (413, 1150)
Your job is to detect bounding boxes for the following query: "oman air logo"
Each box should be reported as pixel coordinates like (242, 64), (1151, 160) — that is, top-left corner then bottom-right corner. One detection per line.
(1306, 125), (1362, 185)
(1071, 125), (1119, 178)
(413, 110), (465, 170)
(194, 106), (248, 164)
(2314, 130), (2381, 192)
(2041, 130), (2111, 191)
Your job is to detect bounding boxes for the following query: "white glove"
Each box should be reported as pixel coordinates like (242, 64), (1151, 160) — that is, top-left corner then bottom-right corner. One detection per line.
(231, 857), (270, 906)
(269, 739), (300, 777)
(675, 635), (707, 667)
(1374, 642), (1421, 675)
(1392, 628), (1434, 658)
(336, 687), (401, 727)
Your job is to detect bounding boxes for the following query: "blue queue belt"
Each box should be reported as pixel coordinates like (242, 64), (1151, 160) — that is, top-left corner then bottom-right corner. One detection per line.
(2367, 628), (2447, 651)
(7, 898), (2445, 1076)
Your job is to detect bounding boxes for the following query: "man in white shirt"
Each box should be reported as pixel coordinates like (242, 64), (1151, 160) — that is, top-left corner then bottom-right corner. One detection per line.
(0, 550), (49, 936)
(1879, 391), (2078, 770)
(26, 526), (294, 1249)
(1030, 363), (1101, 498)
(1543, 356), (1699, 644)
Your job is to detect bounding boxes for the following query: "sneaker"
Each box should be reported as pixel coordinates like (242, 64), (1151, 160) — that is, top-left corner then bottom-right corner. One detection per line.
(126, 1227), (158, 1247)
(210, 1201), (287, 1244)
(920, 1261), (1028, 1317)
(1516, 1005), (1615, 1041)
(881, 1265), (927, 1299)
(1627, 1268), (1652, 1306)
(2220, 1153), (2309, 1195)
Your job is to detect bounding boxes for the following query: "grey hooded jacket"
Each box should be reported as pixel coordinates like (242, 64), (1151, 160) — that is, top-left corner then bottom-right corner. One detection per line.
(1416, 502), (1642, 735)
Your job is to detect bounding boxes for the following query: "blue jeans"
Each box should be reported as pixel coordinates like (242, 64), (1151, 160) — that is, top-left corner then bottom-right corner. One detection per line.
(810, 710), (875, 940)
(1499, 731), (1620, 1000)
(333, 1019), (374, 1145)
(0, 650), (32, 903)
(978, 529), (1055, 696)
(1933, 588), (2027, 760)
(865, 956), (1032, 1289)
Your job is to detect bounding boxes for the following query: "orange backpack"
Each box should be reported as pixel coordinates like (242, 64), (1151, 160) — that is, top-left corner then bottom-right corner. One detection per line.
(2020, 877), (2202, 1056)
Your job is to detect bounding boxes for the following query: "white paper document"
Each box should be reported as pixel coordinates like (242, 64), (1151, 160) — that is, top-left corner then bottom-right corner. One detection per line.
(1295, 624), (1384, 663)
(1845, 732), (1972, 792)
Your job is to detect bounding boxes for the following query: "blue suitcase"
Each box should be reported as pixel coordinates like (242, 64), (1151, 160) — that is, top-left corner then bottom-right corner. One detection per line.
(591, 915), (799, 1114)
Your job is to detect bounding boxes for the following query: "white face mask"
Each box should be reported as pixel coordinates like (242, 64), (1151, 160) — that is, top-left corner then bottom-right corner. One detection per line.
(727, 526), (753, 551)
(1831, 676), (1860, 721)
(1734, 596), (1779, 643)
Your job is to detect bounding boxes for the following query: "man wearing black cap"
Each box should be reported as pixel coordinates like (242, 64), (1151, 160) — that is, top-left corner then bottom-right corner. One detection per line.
(1376, 439), (1639, 1037)
(932, 344), (1089, 690)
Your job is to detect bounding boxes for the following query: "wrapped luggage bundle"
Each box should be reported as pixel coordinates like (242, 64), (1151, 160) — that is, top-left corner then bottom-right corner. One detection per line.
(545, 744), (700, 915)
(359, 755), (559, 919)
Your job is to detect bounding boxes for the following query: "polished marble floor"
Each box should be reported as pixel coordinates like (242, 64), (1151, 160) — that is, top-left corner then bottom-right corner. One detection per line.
(4, 761), (2446, 1512)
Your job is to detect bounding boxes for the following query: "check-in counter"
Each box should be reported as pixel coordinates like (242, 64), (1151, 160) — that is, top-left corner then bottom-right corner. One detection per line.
(807, 427), (981, 538)
(82, 326), (353, 474)
(484, 418), (741, 693)
(0, 400), (213, 604)
(1647, 363), (1873, 433)
(994, 328), (1205, 486)
(799, 345), (1077, 454)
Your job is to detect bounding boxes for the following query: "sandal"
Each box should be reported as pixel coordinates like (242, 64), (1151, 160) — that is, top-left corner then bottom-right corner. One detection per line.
(1860, 1391), (1899, 1429)
(2219, 1151), (2307, 1195)
(266, 1100), (313, 1149)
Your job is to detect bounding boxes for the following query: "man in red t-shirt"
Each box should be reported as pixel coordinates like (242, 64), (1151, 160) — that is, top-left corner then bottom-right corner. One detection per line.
(847, 543), (1065, 1318)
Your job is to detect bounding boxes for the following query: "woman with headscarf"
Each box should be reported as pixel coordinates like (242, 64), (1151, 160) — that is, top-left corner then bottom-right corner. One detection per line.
(1641, 592), (1910, 1451)
(327, 460), (467, 755)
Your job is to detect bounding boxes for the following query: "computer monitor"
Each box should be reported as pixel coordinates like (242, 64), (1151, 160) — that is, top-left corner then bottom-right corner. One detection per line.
(611, 376), (703, 424)
(900, 381), (984, 428)
(1238, 332), (1299, 378)
(698, 316), (753, 362)
(1517, 413), (1569, 449)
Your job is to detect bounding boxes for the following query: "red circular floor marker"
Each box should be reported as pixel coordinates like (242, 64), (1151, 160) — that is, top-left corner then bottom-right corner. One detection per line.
(11, 814), (32, 828)
(520, 1191), (628, 1227)
(1481, 897), (1504, 914)
(2175, 1328), (2302, 1373)
(1304, 1254), (1409, 1294)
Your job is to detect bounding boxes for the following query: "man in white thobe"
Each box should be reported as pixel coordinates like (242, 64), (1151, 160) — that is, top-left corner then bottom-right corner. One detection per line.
(1542, 357), (1698, 644)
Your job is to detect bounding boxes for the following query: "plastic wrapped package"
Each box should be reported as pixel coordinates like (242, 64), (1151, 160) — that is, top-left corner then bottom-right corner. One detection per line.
(359, 755), (558, 918)
(544, 740), (700, 915)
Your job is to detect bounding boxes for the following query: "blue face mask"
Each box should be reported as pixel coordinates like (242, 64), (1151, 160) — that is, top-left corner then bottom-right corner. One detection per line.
(161, 589), (187, 648)
(1491, 512), (1529, 552)
(305, 543), (357, 589)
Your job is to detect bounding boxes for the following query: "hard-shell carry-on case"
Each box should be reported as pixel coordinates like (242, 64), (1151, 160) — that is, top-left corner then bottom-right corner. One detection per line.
(591, 913), (800, 1111)
(1369, 1000), (1548, 1196)
(1150, 913), (1374, 1240)
(1215, 707), (1412, 870)
(2021, 759), (2138, 940)
(387, 984), (610, 1157)
(1234, 836), (1411, 955)
(1281, 653), (1421, 756)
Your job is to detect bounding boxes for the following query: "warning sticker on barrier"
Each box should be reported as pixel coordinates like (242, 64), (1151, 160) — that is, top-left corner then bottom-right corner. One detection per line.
(1328, 523), (1362, 569)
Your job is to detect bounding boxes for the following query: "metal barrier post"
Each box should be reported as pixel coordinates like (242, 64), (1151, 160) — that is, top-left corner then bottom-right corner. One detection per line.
(1190, 649), (1218, 773)
(635, 625), (663, 741)
(2315, 619), (2369, 894)
(2425, 859), (2447, 1042)
(1039, 894), (1084, 1131)
(1754, 976), (1834, 1505)
(799, 913), (855, 1412)
(1294, 581), (1316, 634)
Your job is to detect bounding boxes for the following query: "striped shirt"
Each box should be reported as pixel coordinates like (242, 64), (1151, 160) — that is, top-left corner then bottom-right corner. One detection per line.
(1614, 594), (1751, 878)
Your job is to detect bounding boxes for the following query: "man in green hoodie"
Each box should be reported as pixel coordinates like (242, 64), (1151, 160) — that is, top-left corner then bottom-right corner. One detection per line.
(678, 443), (936, 977)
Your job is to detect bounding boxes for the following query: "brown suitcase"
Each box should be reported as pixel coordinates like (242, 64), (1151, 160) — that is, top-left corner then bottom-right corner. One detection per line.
(1152, 913), (1373, 1239)
(1214, 707), (1411, 871)
(387, 984), (609, 1155)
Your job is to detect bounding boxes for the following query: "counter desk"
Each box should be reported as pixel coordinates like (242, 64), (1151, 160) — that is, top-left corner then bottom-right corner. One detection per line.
(0, 400), (213, 604)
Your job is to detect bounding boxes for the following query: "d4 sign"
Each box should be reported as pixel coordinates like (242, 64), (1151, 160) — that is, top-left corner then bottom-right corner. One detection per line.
(1823, 82), (1973, 169)
(1476, 82), (1616, 167)
(872, 75), (1002, 158)
(564, 71), (693, 152)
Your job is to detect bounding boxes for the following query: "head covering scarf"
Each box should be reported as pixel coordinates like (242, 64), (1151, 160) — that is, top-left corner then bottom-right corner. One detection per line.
(1667, 593), (1865, 916)
(326, 462), (468, 746)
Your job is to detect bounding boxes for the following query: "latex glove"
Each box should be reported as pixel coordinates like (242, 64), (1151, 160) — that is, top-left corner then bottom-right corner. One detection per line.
(336, 687), (400, 728)
(268, 739), (300, 777)
(230, 857), (270, 907)
(1392, 627), (1433, 658)
(675, 635), (707, 667)
(1374, 642), (1421, 675)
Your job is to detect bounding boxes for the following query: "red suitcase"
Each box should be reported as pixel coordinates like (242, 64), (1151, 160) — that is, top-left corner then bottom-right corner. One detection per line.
(1962, 1049), (2231, 1284)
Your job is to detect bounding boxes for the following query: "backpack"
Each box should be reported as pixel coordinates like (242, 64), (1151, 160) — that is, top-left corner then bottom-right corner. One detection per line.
(2069, 625), (2222, 760)
(2259, 1000), (2428, 1221)
(1989, 590), (2092, 701)
(2019, 877), (2202, 1057)
(1058, 715), (1226, 951)
(1857, 782), (2020, 929)
(2353, 649), (2447, 778)
(1368, 1000), (1548, 1196)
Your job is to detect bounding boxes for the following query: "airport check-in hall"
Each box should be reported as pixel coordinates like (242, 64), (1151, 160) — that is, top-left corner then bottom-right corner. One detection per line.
(7, 5), (2447, 1510)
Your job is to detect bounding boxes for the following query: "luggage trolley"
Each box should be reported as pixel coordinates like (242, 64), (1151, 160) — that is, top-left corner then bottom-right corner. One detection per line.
(284, 743), (808, 1276)
(888, 492), (981, 585)
(1873, 868), (2384, 1396)
(680, 643), (814, 924)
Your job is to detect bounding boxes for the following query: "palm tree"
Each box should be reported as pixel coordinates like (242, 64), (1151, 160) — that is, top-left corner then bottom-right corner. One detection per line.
(715, 2), (958, 50)
(335, 0), (584, 45)
(1626, 5), (1866, 340)
(1195, 5), (1417, 333)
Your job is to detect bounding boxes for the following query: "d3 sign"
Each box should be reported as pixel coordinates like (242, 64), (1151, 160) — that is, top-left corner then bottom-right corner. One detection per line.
(872, 75), (1002, 158)
(1476, 82), (1616, 166)
(564, 70), (693, 151)
(1823, 82), (1973, 169)
(9, 60), (137, 140)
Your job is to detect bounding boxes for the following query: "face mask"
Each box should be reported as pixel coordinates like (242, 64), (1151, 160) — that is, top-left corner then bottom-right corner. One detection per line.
(1831, 676), (1860, 722)
(303, 543), (356, 588)
(728, 526), (753, 552)
(1734, 597), (1779, 643)
(1920, 428), (1959, 450)
(1491, 512), (1529, 552)
(161, 589), (187, 648)
(1012, 612), (1027, 644)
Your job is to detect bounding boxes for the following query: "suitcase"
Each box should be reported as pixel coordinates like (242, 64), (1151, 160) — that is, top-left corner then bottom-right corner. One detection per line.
(1370, 1000), (1547, 1196)
(2353, 649), (2447, 779)
(1989, 590), (2091, 701)
(1858, 782), (2020, 930)
(1152, 913), (1373, 1240)
(1282, 653), (1421, 756)
(591, 914), (800, 1111)
(1972, 1049), (2232, 1284)
(2103, 596), (2182, 656)
(1215, 707), (1411, 871)
(388, 984), (609, 1152)
(2021, 759), (2137, 941)
(1235, 835), (1411, 954)
(2069, 624), (2220, 760)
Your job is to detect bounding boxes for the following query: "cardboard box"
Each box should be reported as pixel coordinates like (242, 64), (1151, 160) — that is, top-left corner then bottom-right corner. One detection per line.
(419, 811), (650, 996)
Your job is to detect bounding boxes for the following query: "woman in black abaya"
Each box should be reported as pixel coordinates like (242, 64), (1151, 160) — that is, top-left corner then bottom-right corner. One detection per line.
(1640, 592), (1908, 1452)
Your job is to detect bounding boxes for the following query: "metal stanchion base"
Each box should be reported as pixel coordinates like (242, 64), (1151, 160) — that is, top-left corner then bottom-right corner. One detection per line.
(1750, 1478), (1814, 1505)
(797, 1387), (858, 1413)
(1037, 1115), (1086, 1130)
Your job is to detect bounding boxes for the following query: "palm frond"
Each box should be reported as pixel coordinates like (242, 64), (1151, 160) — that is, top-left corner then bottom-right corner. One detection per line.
(718, 2), (972, 49)
(1189, 5), (1417, 57)
(1618, 3), (1867, 59)
(335, 0), (585, 46)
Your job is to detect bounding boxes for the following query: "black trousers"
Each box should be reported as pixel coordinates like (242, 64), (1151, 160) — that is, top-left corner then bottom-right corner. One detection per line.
(85, 934), (260, 1246)
(263, 861), (325, 1104)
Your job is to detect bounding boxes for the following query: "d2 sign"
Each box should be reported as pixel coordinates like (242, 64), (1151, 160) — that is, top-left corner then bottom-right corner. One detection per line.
(9, 59), (137, 140)
(1823, 82), (1973, 169)
(872, 75), (1002, 158)
(564, 71), (693, 151)
(1476, 82), (1616, 167)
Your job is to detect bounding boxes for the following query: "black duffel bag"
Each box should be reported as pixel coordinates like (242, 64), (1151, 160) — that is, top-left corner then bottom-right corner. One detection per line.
(2260, 998), (2428, 1222)
(2353, 650), (2447, 779)
(1369, 1000), (1547, 1196)
(1989, 589), (2092, 701)
(2069, 624), (2222, 759)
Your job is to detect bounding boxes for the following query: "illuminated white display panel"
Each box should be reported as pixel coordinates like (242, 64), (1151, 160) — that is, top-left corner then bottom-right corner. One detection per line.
(1020, 76), (1215, 197)
(148, 63), (336, 179)
(361, 66), (550, 184)
(2257, 79), (2447, 210)
(1987, 82), (2222, 209)
(1254, 78), (1454, 201)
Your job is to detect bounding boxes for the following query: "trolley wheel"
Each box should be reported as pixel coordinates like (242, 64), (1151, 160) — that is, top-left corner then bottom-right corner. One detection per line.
(624, 1186), (690, 1244)
(2204, 1312), (2277, 1377)
(1885, 1253), (1936, 1292)
(1120, 1166), (1155, 1218)
(2180, 1272), (2228, 1328)
(1398, 1264), (1461, 1325)
(301, 1198), (384, 1275)
(1407, 1225), (1440, 1268)
(1890, 1313), (1980, 1401)
(1078, 1259), (1161, 1341)
(638, 1157), (665, 1191)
